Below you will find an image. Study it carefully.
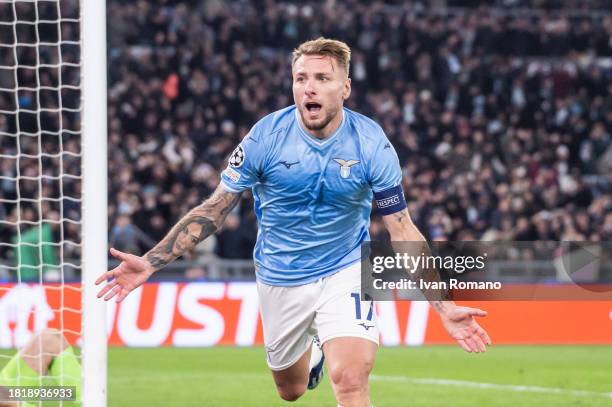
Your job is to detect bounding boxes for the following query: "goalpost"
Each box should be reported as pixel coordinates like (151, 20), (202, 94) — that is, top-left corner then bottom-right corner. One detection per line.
(0, 0), (107, 405)
(81, 0), (107, 405)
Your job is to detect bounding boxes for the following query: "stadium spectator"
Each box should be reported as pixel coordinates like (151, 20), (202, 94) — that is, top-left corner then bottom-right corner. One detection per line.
(215, 212), (252, 260)
(109, 214), (156, 255)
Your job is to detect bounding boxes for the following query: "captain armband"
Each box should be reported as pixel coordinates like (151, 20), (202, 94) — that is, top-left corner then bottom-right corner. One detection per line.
(373, 184), (407, 215)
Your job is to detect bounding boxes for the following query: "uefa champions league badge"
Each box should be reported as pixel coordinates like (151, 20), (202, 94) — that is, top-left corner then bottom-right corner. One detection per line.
(229, 145), (245, 168)
(333, 158), (360, 179)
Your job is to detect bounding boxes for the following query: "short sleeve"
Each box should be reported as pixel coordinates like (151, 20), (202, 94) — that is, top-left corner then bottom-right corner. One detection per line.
(367, 130), (403, 193)
(367, 132), (407, 215)
(220, 124), (266, 192)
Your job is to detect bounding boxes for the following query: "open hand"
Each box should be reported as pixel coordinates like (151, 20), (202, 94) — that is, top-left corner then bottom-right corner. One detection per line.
(440, 306), (492, 353)
(95, 248), (155, 303)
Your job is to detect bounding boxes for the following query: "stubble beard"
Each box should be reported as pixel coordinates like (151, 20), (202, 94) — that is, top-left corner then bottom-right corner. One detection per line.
(299, 106), (338, 132)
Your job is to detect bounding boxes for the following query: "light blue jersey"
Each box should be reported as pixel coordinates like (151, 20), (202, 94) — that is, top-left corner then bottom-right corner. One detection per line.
(220, 106), (404, 286)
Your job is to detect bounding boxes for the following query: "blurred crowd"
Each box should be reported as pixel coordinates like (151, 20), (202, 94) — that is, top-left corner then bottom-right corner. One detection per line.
(0, 1), (611, 276)
(105, 0), (612, 254)
(0, 0), (81, 278)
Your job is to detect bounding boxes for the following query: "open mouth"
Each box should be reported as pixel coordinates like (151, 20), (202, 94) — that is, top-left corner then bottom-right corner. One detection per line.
(305, 102), (322, 113)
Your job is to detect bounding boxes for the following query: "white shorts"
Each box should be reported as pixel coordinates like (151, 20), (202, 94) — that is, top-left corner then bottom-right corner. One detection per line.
(257, 262), (379, 371)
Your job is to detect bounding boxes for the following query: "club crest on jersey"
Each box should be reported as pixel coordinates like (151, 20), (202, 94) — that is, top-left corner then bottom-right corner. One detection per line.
(229, 145), (245, 168)
(333, 158), (360, 179)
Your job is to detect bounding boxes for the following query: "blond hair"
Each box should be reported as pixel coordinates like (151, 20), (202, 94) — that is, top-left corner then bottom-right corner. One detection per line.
(292, 37), (351, 77)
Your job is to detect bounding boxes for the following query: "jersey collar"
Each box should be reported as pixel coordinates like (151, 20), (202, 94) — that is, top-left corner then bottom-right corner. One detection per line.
(294, 107), (346, 150)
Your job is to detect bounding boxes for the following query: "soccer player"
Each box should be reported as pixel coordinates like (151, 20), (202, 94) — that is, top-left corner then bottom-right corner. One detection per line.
(96, 38), (492, 407)
(0, 329), (81, 407)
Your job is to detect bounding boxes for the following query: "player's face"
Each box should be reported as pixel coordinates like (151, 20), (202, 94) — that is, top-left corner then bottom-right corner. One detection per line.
(292, 54), (351, 138)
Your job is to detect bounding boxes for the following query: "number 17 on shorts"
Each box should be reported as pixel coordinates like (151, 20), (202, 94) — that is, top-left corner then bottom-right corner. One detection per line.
(350, 292), (376, 333)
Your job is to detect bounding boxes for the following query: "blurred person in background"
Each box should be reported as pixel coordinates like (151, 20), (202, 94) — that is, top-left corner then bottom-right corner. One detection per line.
(109, 214), (156, 255)
(10, 210), (60, 282)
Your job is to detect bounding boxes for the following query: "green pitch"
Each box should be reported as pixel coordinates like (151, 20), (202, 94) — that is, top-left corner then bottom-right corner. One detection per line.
(106, 346), (612, 407)
(2, 346), (611, 406)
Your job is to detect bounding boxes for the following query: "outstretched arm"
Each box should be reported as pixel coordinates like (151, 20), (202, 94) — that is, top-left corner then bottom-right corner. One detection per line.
(96, 184), (242, 302)
(143, 185), (241, 270)
(382, 208), (492, 353)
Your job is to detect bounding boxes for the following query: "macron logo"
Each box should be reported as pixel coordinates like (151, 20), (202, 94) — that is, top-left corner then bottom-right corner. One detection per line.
(377, 195), (400, 208)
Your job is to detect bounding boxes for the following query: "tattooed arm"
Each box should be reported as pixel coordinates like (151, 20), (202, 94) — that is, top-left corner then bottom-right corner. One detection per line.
(144, 185), (241, 271)
(95, 184), (241, 302)
(382, 208), (492, 352)
(382, 208), (451, 308)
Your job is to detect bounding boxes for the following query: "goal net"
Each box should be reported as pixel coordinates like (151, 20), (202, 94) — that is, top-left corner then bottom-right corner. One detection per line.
(0, 0), (106, 405)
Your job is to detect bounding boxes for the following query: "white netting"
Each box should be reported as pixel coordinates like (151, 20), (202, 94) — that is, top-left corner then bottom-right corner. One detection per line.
(0, 0), (82, 404)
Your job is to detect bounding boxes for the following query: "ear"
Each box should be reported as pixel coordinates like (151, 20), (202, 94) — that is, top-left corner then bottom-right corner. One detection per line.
(343, 77), (351, 100)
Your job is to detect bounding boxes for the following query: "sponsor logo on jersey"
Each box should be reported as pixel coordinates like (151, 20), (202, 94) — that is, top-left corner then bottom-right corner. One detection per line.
(376, 195), (400, 208)
(332, 158), (360, 179)
(279, 160), (299, 169)
(224, 167), (241, 183)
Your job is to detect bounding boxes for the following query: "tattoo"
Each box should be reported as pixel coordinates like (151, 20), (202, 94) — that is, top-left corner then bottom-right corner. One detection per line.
(144, 185), (241, 271)
(386, 208), (452, 307)
(392, 209), (407, 223)
(392, 240), (451, 302)
(432, 301), (448, 314)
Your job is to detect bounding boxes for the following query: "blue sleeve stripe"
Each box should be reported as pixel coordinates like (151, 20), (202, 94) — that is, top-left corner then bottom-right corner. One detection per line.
(373, 184), (407, 215)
